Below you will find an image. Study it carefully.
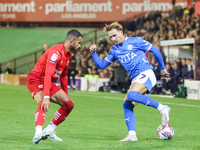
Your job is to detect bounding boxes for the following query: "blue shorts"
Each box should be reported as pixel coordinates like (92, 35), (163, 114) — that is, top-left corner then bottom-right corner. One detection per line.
(128, 69), (156, 92)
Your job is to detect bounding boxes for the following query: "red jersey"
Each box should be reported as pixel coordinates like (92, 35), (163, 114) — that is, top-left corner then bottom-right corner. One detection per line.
(32, 44), (72, 97)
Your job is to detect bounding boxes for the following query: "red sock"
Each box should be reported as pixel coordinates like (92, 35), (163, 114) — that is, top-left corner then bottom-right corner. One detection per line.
(35, 101), (46, 126)
(52, 100), (74, 126)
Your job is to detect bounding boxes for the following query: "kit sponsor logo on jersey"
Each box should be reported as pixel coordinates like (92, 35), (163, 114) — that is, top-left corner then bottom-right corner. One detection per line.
(127, 44), (133, 50)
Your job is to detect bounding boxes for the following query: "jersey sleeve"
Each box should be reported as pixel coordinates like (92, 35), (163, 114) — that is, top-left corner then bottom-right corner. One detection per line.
(105, 49), (116, 63)
(44, 51), (61, 98)
(135, 37), (153, 52)
(91, 51), (114, 69)
(135, 37), (165, 70)
(149, 45), (165, 70)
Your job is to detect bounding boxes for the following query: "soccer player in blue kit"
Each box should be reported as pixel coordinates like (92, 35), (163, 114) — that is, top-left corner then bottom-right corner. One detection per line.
(89, 22), (171, 141)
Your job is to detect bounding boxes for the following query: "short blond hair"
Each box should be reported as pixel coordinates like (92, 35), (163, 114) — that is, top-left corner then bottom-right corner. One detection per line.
(103, 22), (123, 32)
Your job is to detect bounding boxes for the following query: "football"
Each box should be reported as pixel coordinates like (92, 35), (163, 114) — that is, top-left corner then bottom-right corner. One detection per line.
(157, 124), (174, 140)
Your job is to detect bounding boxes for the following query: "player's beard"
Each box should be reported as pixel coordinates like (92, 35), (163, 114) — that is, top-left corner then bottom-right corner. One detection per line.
(70, 43), (77, 52)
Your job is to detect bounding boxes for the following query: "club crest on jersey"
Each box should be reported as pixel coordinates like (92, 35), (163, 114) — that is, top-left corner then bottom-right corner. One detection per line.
(127, 44), (133, 50)
(51, 53), (58, 61)
(38, 85), (43, 88)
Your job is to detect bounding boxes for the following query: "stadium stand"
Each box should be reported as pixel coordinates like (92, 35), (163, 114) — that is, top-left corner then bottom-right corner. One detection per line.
(1, 3), (200, 95)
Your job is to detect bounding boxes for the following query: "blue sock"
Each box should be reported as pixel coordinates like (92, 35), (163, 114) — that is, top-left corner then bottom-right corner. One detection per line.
(127, 91), (159, 109)
(123, 100), (136, 131)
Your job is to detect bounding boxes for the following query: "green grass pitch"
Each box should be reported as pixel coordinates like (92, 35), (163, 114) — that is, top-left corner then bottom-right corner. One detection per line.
(0, 84), (200, 150)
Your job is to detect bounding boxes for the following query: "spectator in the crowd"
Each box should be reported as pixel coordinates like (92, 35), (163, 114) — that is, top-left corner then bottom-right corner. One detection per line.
(80, 59), (89, 76)
(136, 13), (145, 29)
(88, 58), (94, 70)
(98, 38), (108, 48)
(75, 67), (82, 77)
(75, 50), (82, 68)
(97, 40), (106, 54)
(82, 48), (89, 58)
(179, 58), (188, 84)
(99, 68), (110, 78)
(91, 64), (98, 72)
(189, 3), (195, 16)
(4, 62), (13, 74)
(42, 43), (49, 54)
(108, 70), (118, 91)
(113, 60), (127, 93)
(67, 51), (76, 90)
(168, 62), (181, 93)
(176, 57), (182, 70)
(126, 16), (137, 31)
(169, 6), (178, 21)
(84, 69), (99, 80)
(161, 62), (174, 94)
(150, 57), (161, 94)
(186, 58), (194, 79)
(195, 30), (200, 40)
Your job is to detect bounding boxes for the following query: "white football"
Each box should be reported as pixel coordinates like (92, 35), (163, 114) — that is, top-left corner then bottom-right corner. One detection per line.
(157, 124), (174, 140)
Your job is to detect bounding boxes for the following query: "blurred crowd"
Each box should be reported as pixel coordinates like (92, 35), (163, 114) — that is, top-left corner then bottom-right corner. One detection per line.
(0, 62), (13, 74)
(123, 4), (199, 46)
(69, 5), (199, 94)
(151, 57), (194, 95)
(2, 4), (199, 95)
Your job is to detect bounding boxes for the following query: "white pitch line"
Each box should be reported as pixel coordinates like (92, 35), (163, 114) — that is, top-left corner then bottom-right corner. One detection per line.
(159, 102), (200, 108)
(69, 93), (200, 108)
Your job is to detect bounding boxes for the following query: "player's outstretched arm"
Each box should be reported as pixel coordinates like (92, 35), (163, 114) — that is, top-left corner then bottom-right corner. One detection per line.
(149, 45), (170, 77)
(149, 45), (165, 69)
(89, 44), (111, 70)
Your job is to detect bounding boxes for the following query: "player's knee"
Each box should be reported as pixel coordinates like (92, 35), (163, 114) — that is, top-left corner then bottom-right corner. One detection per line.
(62, 100), (74, 113)
(123, 100), (134, 110)
(127, 91), (140, 101)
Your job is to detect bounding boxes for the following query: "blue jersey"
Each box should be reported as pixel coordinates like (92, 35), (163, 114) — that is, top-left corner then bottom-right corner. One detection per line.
(91, 36), (165, 81)
(105, 37), (154, 80)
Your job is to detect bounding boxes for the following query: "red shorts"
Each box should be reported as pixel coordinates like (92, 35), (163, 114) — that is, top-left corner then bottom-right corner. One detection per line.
(27, 71), (62, 98)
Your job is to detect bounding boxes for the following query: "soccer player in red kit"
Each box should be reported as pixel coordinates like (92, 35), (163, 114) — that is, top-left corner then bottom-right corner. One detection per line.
(27, 30), (83, 144)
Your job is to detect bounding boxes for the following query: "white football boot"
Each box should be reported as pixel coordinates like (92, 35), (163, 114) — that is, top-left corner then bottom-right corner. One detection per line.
(160, 105), (171, 126)
(119, 134), (138, 142)
(33, 132), (50, 144)
(43, 129), (63, 141)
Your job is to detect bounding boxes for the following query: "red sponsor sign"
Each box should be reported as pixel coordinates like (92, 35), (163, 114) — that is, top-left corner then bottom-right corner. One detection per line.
(195, 1), (200, 17)
(0, 0), (190, 22)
